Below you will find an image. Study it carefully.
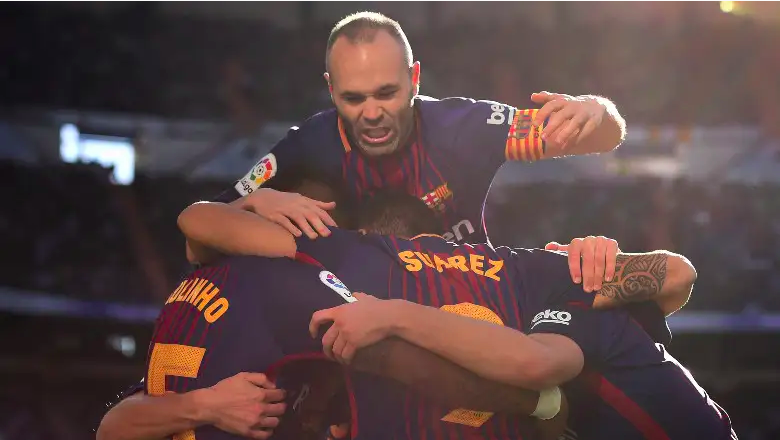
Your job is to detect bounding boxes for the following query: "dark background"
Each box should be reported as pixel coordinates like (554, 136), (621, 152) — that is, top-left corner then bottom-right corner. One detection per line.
(1, 2), (779, 439)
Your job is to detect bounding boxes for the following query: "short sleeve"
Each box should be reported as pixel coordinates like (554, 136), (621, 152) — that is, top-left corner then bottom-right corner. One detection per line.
(526, 302), (602, 360)
(212, 126), (306, 203)
(450, 100), (546, 173)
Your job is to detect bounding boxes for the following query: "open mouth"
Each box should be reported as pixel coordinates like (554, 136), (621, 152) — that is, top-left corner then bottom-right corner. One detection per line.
(360, 127), (393, 145)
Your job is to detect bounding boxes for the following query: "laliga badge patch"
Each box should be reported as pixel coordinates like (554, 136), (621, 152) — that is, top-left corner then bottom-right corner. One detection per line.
(319, 271), (356, 303)
(234, 153), (277, 196)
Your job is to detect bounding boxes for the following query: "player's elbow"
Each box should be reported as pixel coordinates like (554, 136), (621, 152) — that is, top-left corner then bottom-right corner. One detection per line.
(658, 253), (697, 315)
(508, 338), (583, 390)
(177, 202), (208, 238)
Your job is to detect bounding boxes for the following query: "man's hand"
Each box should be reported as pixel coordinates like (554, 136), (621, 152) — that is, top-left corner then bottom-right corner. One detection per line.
(196, 372), (287, 440)
(234, 188), (337, 239)
(545, 236), (621, 293)
(531, 92), (606, 151)
(309, 293), (395, 364)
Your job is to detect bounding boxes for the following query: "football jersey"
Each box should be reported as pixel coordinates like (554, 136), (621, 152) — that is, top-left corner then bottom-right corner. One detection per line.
(296, 230), (545, 440)
(144, 256), (397, 440)
(295, 230), (733, 440)
(215, 96), (545, 244)
(509, 249), (736, 440)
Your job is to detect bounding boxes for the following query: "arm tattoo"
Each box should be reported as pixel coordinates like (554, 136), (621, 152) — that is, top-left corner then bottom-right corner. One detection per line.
(597, 253), (668, 303)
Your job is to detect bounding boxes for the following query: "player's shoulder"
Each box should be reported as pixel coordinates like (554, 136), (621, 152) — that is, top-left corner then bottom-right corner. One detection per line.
(494, 246), (571, 277)
(285, 108), (341, 145)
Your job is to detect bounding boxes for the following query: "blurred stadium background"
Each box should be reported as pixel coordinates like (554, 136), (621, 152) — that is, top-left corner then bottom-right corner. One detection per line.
(1, 2), (779, 439)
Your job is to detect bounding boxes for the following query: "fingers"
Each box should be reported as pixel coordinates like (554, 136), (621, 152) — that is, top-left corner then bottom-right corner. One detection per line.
(255, 415), (281, 429)
(243, 372), (276, 389)
(545, 241), (562, 251)
(554, 114), (586, 145)
(290, 213), (319, 239)
(271, 214), (303, 237)
(321, 325), (340, 360)
(340, 342), (357, 365)
(246, 430), (273, 440)
(351, 292), (368, 300)
(310, 308), (336, 338)
(262, 388), (287, 403)
(580, 237), (597, 292)
(261, 402), (287, 417)
(577, 118), (599, 143)
(315, 200), (337, 211)
(542, 106), (577, 142)
(567, 239), (583, 284)
(592, 238), (607, 291)
(604, 238), (619, 282)
(535, 100), (567, 128)
(331, 331), (348, 363)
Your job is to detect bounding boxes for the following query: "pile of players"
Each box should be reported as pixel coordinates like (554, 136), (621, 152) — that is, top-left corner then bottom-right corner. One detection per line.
(97, 12), (738, 440)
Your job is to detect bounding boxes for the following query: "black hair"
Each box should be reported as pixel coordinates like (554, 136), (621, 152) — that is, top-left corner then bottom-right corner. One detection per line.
(357, 190), (440, 238)
(266, 165), (355, 229)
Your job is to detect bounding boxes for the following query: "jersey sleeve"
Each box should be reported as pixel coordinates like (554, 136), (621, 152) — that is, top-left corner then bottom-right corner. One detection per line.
(504, 247), (672, 345)
(450, 99), (547, 173)
(212, 126), (306, 203)
(526, 300), (603, 360)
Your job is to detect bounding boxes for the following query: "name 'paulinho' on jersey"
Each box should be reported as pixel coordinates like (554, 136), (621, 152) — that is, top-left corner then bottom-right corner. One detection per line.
(215, 96), (546, 244)
(146, 256), (407, 440)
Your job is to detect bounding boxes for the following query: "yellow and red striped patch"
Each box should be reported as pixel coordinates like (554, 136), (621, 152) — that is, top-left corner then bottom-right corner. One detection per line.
(505, 108), (545, 162)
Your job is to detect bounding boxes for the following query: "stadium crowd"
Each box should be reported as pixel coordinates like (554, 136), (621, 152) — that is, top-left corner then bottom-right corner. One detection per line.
(1, 4), (778, 135)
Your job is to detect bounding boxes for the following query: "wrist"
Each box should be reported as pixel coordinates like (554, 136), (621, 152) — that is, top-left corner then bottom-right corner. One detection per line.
(385, 299), (414, 337)
(185, 388), (217, 425)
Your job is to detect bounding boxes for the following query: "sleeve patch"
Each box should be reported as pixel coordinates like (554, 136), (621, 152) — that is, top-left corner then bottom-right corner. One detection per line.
(234, 153), (278, 196)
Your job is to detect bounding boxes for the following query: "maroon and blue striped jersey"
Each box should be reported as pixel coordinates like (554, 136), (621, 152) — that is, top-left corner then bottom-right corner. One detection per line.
(295, 230), (735, 440)
(509, 249), (736, 440)
(144, 256), (395, 440)
(215, 96), (545, 244)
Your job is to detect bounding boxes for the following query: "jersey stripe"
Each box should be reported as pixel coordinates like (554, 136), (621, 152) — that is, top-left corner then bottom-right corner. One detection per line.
(584, 371), (671, 440)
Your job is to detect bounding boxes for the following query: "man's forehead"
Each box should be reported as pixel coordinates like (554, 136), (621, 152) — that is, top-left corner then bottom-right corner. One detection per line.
(328, 31), (408, 89)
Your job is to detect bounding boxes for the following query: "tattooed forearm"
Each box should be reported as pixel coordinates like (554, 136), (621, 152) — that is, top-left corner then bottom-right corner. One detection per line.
(597, 253), (668, 303)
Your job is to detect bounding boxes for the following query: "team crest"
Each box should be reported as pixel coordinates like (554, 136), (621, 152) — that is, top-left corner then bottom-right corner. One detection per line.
(234, 153), (277, 196)
(420, 183), (453, 212)
(508, 110), (534, 140)
(318, 271), (356, 303)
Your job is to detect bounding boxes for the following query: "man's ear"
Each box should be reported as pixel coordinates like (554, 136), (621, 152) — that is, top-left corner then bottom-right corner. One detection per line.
(324, 72), (333, 99)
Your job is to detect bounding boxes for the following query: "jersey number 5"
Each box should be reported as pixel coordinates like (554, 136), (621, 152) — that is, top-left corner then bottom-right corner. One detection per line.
(147, 343), (207, 440)
(439, 303), (505, 428)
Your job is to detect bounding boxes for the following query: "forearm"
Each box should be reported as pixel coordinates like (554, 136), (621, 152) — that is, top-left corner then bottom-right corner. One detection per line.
(97, 391), (209, 440)
(387, 300), (553, 389)
(593, 251), (697, 315)
(352, 337), (540, 414)
(178, 201), (296, 259)
(567, 95), (625, 155)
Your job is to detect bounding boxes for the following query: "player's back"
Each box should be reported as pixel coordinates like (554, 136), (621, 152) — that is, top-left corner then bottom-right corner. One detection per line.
(508, 249), (736, 440)
(147, 256), (382, 440)
(296, 230), (537, 439)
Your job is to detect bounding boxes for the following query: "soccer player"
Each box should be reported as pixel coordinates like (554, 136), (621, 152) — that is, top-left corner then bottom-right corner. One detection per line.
(186, 11), (626, 293)
(296, 195), (736, 440)
(180, 181), (729, 439)
(98, 194), (570, 440)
